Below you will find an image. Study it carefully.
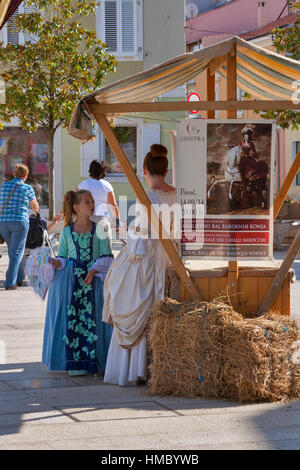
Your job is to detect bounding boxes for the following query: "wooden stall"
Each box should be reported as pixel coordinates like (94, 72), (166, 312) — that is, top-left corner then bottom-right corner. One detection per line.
(68, 36), (300, 316)
(166, 261), (294, 316)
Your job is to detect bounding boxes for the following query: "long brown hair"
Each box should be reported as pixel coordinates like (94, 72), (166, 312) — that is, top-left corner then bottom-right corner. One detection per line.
(143, 144), (168, 176)
(62, 190), (91, 226)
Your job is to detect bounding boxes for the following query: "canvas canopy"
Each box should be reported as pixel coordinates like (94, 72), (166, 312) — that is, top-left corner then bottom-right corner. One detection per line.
(68, 35), (300, 142)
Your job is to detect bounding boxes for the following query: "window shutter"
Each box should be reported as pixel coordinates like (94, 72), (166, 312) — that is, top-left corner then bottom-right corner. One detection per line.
(7, 9), (20, 45)
(105, 0), (118, 52)
(81, 128), (100, 178)
(23, 5), (38, 44)
(121, 0), (136, 54)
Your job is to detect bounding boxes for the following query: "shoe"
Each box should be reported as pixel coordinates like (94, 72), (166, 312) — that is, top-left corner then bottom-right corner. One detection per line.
(5, 286), (17, 290)
(137, 378), (147, 386)
(17, 282), (23, 287)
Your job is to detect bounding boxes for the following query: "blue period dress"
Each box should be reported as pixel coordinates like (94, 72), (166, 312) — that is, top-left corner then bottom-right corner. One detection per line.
(42, 222), (113, 374)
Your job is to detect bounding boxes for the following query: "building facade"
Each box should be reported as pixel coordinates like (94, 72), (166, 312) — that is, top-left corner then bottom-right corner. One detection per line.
(185, 0), (300, 200)
(0, 0), (186, 216)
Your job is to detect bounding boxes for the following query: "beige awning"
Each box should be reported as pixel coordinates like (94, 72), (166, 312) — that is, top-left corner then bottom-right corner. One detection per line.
(68, 36), (300, 142)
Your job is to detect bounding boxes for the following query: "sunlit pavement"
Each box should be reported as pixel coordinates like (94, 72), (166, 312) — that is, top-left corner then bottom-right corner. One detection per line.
(0, 243), (299, 450)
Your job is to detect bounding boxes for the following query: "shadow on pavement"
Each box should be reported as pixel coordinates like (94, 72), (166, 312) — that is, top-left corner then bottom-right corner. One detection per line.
(250, 400), (300, 450)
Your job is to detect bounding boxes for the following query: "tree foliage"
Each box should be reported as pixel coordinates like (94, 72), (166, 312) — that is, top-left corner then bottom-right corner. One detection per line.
(0, 0), (116, 135)
(260, 1), (300, 129)
(0, 0), (116, 217)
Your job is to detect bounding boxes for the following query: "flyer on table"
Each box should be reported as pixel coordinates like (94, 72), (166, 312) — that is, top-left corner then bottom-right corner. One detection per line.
(175, 119), (275, 260)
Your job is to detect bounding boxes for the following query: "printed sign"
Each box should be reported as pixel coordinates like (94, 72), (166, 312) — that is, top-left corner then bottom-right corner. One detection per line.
(176, 120), (275, 260)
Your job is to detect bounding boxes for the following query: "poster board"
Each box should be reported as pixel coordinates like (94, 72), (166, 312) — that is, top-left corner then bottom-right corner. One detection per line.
(176, 119), (276, 260)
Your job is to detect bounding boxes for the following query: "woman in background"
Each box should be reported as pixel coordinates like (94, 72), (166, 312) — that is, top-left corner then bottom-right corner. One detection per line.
(0, 164), (39, 290)
(77, 160), (120, 241)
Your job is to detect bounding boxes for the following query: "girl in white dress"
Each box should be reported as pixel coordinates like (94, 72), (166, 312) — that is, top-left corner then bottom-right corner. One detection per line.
(103, 144), (177, 386)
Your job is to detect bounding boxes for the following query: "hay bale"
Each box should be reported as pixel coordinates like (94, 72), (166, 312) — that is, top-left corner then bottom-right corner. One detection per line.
(149, 298), (300, 402)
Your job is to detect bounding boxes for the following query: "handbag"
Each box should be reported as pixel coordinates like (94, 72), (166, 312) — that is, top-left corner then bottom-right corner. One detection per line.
(0, 182), (23, 244)
(25, 245), (54, 300)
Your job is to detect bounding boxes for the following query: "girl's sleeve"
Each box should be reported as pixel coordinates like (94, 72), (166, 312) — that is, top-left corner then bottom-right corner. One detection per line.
(57, 228), (68, 258)
(95, 223), (112, 256)
(99, 233), (112, 256)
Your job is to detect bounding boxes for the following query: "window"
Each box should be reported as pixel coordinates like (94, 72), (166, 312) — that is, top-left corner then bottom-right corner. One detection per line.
(98, 0), (143, 60)
(4, 5), (38, 46)
(189, 42), (202, 51)
(0, 127), (49, 207)
(81, 118), (160, 181)
(106, 126), (137, 174)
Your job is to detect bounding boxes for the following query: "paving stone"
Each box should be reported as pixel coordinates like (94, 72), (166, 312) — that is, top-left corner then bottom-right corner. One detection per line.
(0, 245), (299, 450)
(2, 377), (82, 390)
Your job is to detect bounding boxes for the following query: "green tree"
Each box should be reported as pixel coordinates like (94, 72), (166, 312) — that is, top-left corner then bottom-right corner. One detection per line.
(260, 1), (300, 130)
(0, 0), (116, 218)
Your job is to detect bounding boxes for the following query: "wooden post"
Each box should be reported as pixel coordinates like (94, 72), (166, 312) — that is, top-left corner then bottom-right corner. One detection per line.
(258, 227), (300, 315)
(273, 148), (300, 220)
(226, 47), (237, 119)
(226, 47), (239, 308)
(92, 111), (202, 300)
(206, 66), (215, 119)
(89, 100), (300, 114)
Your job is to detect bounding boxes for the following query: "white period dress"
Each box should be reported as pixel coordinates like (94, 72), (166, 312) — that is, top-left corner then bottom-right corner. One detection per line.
(103, 188), (177, 386)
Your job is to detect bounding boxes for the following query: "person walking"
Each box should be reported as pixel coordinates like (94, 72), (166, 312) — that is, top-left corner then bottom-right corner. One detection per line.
(42, 190), (113, 376)
(0, 164), (39, 290)
(77, 160), (120, 239)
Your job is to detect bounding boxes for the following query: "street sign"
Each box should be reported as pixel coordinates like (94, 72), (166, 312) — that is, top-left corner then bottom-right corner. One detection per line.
(188, 92), (201, 114)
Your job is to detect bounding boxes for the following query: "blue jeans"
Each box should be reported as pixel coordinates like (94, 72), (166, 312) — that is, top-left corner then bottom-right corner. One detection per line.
(0, 220), (29, 287)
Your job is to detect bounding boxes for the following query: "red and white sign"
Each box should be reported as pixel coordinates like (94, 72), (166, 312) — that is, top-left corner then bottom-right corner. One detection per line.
(187, 92), (201, 114)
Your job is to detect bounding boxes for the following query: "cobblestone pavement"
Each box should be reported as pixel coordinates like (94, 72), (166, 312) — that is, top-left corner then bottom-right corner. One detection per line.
(0, 243), (299, 450)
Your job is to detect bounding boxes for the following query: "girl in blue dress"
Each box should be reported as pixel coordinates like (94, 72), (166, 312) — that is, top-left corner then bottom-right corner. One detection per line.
(42, 190), (113, 375)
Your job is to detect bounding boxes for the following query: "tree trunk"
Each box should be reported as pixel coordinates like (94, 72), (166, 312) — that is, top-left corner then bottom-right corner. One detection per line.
(48, 132), (54, 221)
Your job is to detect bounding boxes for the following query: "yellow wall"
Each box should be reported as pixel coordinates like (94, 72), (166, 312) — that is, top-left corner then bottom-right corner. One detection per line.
(61, 2), (186, 202)
(61, 128), (81, 193)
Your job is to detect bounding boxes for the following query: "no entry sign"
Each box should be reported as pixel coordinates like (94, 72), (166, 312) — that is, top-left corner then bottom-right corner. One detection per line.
(188, 92), (201, 114)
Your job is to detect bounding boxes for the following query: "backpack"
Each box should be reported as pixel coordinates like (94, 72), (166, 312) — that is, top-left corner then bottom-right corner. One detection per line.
(26, 213), (47, 249)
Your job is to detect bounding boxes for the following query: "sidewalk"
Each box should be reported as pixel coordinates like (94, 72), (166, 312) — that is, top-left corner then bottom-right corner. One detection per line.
(0, 244), (299, 450)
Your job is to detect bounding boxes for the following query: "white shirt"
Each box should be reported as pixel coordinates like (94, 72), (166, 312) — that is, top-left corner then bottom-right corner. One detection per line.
(77, 178), (113, 216)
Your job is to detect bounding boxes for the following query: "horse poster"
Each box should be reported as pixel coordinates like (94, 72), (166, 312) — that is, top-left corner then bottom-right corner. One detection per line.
(175, 119), (275, 260)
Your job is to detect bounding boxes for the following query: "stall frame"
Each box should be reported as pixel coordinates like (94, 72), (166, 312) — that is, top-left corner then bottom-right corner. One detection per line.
(72, 39), (300, 315)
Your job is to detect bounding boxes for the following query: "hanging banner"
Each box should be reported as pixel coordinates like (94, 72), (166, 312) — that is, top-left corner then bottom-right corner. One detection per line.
(176, 119), (275, 260)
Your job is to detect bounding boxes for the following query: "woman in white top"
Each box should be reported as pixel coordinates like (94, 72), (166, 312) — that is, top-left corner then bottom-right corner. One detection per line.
(77, 160), (120, 246)
(77, 159), (120, 220)
(103, 144), (177, 386)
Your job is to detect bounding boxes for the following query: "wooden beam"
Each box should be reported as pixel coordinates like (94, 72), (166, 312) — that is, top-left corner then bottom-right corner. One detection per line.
(92, 111), (202, 300)
(226, 47), (239, 307)
(258, 227), (300, 315)
(206, 67), (215, 119)
(226, 47), (237, 119)
(273, 148), (300, 220)
(89, 100), (300, 115)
